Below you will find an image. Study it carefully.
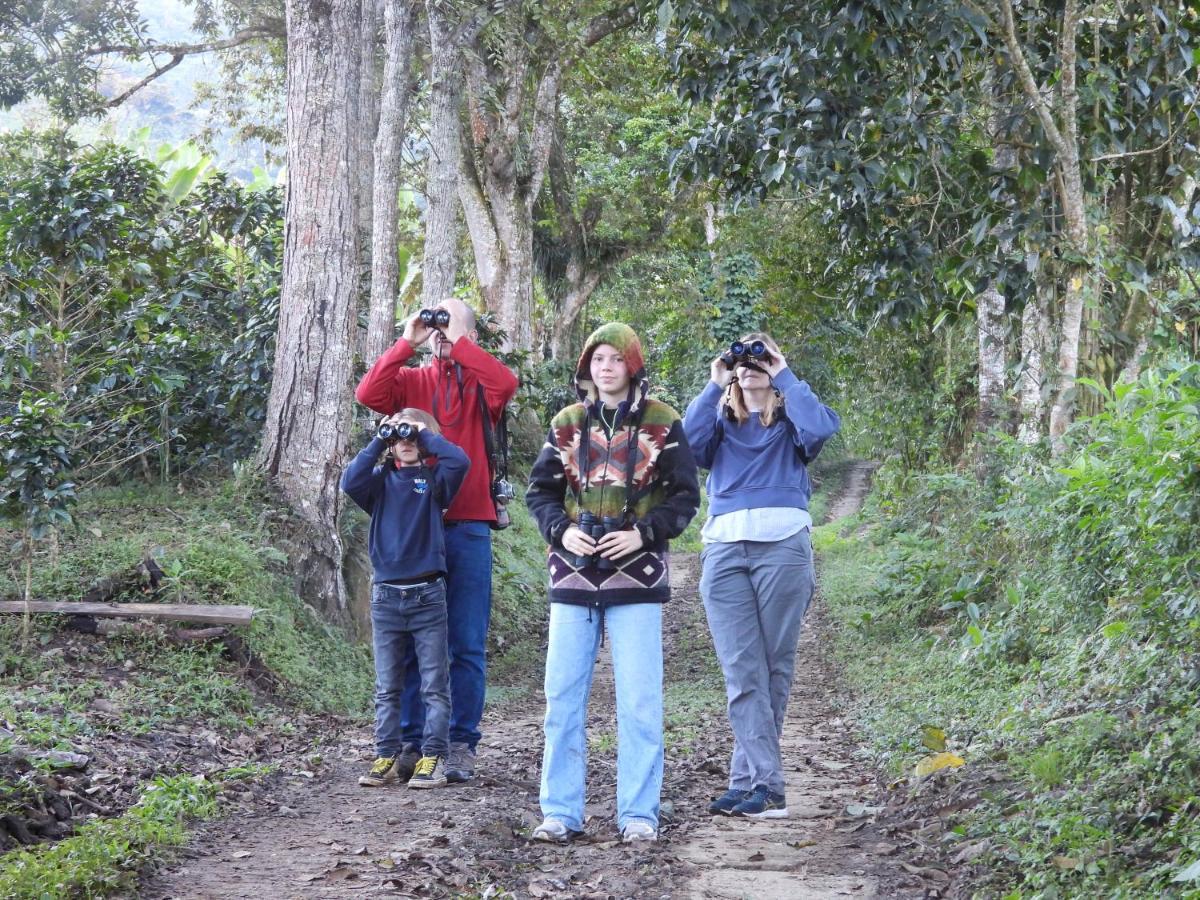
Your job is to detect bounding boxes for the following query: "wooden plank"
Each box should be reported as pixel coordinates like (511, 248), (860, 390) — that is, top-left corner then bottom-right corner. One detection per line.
(0, 601), (256, 626)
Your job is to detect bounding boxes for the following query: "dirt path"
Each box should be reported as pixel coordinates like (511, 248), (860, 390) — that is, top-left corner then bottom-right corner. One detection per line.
(146, 461), (910, 899)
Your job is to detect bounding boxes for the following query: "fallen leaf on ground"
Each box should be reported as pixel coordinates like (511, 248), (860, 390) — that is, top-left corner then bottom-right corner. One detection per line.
(231, 851), (252, 859)
(845, 803), (885, 817)
(914, 752), (965, 777)
(748, 852), (765, 861)
(1052, 855), (1081, 870)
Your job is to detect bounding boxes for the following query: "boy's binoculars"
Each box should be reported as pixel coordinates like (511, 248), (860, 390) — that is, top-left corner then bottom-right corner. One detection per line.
(721, 339), (771, 368)
(419, 308), (451, 328)
(377, 421), (418, 443)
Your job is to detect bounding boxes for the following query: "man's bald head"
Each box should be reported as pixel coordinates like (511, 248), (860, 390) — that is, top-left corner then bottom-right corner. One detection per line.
(442, 297), (477, 331)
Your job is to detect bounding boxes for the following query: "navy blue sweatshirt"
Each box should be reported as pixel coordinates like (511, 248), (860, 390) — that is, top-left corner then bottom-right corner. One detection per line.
(341, 432), (470, 583)
(683, 368), (840, 515)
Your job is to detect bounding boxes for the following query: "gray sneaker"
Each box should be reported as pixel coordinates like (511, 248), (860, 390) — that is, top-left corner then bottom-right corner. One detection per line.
(445, 741), (476, 784)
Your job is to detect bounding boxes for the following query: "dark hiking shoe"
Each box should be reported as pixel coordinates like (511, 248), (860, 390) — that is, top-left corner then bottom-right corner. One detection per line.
(731, 785), (789, 819)
(707, 788), (751, 816)
(445, 742), (476, 784)
(407, 755), (448, 789)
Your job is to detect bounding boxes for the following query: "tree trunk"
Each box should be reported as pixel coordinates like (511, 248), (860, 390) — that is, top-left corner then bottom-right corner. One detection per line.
(421, 2), (467, 306)
(1017, 266), (1052, 444)
(358, 0), (382, 254)
(260, 0), (362, 625)
(365, 0), (417, 364)
(549, 269), (602, 361)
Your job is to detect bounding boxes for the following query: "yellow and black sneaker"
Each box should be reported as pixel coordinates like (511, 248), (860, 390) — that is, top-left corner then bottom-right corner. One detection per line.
(407, 755), (447, 789)
(359, 756), (401, 787)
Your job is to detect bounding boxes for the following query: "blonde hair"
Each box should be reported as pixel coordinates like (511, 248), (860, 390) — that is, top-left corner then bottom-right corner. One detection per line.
(722, 332), (783, 427)
(393, 408), (441, 434)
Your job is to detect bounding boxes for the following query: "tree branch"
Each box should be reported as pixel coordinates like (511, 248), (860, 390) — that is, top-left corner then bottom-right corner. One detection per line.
(103, 53), (185, 108)
(87, 25), (280, 58)
(995, 0), (1069, 157)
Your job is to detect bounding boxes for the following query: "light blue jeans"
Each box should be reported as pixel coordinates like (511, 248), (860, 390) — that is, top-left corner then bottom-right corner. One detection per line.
(539, 602), (663, 832)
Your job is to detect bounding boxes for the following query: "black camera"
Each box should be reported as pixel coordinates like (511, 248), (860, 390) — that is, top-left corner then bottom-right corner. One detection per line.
(722, 339), (771, 369)
(492, 478), (515, 530)
(377, 421), (417, 443)
(572, 510), (626, 571)
(419, 308), (451, 328)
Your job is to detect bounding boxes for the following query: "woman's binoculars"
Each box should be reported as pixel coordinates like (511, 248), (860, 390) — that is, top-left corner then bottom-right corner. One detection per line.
(722, 339), (770, 368)
(419, 308), (451, 328)
(377, 421), (418, 443)
(571, 510), (626, 570)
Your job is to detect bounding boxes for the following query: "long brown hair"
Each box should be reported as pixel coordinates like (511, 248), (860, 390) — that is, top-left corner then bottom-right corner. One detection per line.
(721, 332), (783, 426)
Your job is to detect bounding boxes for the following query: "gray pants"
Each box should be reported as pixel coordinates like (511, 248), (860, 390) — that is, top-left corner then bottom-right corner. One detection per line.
(699, 529), (815, 795)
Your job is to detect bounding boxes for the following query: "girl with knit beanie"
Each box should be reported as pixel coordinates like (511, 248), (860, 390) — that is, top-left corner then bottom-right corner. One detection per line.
(525, 322), (700, 843)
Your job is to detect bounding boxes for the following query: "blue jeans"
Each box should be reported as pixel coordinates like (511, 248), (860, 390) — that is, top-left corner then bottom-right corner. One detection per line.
(700, 528), (815, 795)
(371, 579), (450, 758)
(540, 602), (663, 832)
(401, 521), (492, 750)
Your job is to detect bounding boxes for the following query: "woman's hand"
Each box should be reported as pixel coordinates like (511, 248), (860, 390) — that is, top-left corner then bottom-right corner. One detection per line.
(596, 528), (645, 560)
(561, 525), (597, 557)
(763, 346), (788, 379)
(710, 355), (735, 388)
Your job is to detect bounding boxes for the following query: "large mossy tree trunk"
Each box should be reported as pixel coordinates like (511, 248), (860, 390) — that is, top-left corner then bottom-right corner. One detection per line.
(260, 0), (362, 626)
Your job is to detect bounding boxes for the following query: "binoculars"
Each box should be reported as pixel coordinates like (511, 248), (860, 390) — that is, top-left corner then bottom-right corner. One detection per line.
(571, 510), (625, 571)
(722, 339), (771, 368)
(419, 308), (451, 328)
(377, 421), (418, 443)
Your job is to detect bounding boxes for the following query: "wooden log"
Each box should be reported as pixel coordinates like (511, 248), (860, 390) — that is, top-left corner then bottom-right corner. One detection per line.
(0, 601), (255, 626)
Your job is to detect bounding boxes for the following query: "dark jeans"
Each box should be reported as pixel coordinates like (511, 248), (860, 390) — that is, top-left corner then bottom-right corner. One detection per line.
(372, 579), (449, 758)
(401, 521), (493, 750)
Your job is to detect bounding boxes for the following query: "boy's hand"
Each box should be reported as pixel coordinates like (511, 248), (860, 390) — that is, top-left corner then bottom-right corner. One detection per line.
(402, 312), (435, 347)
(561, 525), (597, 557)
(596, 528), (644, 560)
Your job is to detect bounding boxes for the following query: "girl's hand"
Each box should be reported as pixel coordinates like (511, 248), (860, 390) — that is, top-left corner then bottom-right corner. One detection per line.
(561, 525), (597, 557)
(710, 355), (735, 388)
(596, 528), (645, 560)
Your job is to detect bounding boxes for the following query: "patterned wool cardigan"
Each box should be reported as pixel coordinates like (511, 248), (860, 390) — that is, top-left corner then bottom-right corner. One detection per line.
(525, 397), (700, 608)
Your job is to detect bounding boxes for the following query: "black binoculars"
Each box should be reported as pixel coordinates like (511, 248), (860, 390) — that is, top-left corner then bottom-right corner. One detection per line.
(377, 421), (418, 443)
(419, 308), (451, 328)
(571, 510), (626, 571)
(722, 339), (771, 368)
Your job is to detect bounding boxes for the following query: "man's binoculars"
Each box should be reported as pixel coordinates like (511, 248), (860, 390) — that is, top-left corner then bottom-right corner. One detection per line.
(378, 421), (418, 443)
(721, 339), (771, 368)
(419, 308), (451, 328)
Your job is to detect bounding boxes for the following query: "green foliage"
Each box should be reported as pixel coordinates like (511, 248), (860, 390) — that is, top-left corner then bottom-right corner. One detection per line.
(0, 138), (282, 484)
(0, 394), (78, 539)
(0, 773), (220, 898)
(705, 251), (762, 345)
(818, 360), (1200, 896)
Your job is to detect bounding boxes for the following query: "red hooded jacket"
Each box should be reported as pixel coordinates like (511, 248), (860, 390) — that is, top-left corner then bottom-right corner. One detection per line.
(355, 337), (519, 523)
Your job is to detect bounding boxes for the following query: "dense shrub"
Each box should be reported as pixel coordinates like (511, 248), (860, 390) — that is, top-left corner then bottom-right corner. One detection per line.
(819, 359), (1200, 896)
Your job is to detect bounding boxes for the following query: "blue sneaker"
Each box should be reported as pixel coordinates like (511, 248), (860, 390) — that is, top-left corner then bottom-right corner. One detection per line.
(731, 785), (788, 819)
(707, 788), (751, 815)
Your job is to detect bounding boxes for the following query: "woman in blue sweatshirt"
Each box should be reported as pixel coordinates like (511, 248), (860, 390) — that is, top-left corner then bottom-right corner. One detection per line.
(683, 332), (840, 819)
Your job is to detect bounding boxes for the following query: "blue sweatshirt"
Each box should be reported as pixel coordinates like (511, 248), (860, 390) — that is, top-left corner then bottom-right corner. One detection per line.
(340, 432), (470, 583)
(683, 368), (840, 515)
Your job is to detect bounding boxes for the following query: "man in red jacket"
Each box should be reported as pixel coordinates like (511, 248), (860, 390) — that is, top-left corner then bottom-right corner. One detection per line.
(356, 297), (519, 783)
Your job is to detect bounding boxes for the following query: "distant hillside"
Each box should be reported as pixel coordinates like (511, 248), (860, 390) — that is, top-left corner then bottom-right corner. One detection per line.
(0, 0), (278, 179)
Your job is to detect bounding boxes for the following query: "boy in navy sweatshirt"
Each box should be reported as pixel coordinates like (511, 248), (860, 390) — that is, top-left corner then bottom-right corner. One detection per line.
(341, 408), (470, 789)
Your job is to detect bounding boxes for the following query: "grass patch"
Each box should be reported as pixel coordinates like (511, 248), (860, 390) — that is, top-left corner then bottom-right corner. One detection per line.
(0, 474), (374, 718)
(0, 774), (220, 899)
